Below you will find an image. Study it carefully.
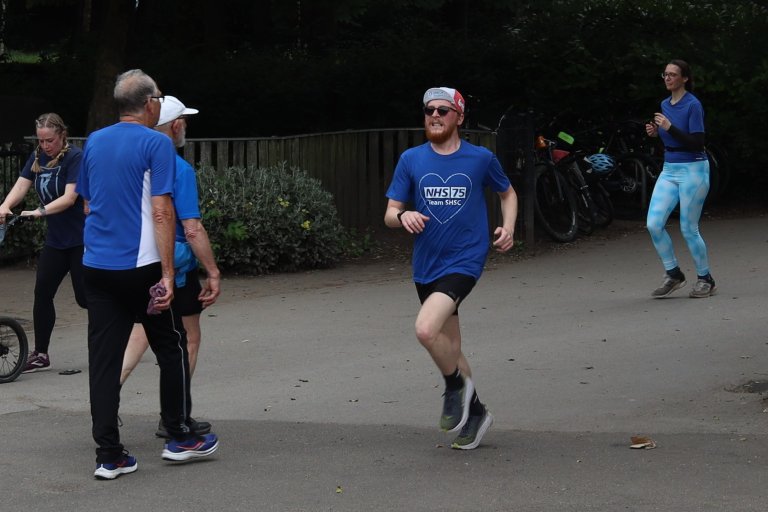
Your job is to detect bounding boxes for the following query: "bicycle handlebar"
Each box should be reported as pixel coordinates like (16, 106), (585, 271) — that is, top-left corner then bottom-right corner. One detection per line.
(0, 214), (34, 247)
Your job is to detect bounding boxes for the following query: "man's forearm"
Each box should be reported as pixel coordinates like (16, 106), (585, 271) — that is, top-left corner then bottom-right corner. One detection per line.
(151, 195), (176, 280)
(183, 220), (220, 278)
(500, 186), (519, 232)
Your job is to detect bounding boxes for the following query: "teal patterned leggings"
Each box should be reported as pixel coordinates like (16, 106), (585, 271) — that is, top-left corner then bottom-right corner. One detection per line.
(646, 160), (710, 276)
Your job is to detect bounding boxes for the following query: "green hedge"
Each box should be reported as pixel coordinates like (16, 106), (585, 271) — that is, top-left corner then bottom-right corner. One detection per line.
(197, 162), (348, 274)
(1, 163), (355, 273)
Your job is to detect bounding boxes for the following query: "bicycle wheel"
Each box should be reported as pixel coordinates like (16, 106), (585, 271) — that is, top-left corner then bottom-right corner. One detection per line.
(590, 181), (614, 227)
(608, 154), (659, 217)
(575, 191), (594, 235)
(533, 162), (579, 243)
(565, 163), (595, 236)
(710, 144), (731, 199)
(0, 317), (28, 383)
(705, 144), (730, 203)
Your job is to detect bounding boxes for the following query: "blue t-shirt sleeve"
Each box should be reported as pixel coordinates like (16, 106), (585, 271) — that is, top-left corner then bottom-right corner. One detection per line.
(174, 160), (201, 220)
(687, 101), (705, 134)
(76, 143), (90, 200)
(483, 153), (511, 192)
(65, 149), (83, 184)
(386, 152), (413, 203)
(19, 153), (34, 180)
(150, 137), (176, 196)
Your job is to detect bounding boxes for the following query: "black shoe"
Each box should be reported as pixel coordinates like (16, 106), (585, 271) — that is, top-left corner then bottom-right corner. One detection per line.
(439, 377), (474, 433)
(451, 405), (493, 450)
(155, 417), (212, 439)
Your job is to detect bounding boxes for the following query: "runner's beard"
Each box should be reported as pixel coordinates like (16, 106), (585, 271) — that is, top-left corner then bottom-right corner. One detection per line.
(425, 121), (457, 144)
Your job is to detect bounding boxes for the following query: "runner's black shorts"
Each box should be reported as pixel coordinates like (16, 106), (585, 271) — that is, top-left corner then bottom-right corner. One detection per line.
(415, 273), (476, 315)
(174, 270), (203, 316)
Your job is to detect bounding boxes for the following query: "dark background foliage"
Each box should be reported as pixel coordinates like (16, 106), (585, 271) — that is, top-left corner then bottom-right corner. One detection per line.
(1, 0), (767, 195)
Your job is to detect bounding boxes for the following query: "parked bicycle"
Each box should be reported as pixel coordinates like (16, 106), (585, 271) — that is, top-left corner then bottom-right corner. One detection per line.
(0, 317), (28, 383)
(576, 117), (730, 213)
(574, 119), (662, 216)
(0, 214), (31, 383)
(532, 127), (615, 242)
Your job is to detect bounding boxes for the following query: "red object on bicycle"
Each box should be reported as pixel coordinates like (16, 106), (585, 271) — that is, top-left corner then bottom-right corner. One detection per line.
(552, 149), (570, 163)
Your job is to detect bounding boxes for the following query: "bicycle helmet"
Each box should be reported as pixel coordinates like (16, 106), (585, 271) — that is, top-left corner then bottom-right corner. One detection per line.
(587, 153), (616, 174)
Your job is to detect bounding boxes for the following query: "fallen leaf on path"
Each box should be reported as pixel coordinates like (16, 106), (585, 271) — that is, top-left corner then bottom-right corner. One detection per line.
(630, 436), (657, 449)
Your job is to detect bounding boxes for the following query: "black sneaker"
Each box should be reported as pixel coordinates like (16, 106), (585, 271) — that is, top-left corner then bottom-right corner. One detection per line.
(451, 405), (493, 450)
(155, 418), (212, 439)
(439, 376), (474, 433)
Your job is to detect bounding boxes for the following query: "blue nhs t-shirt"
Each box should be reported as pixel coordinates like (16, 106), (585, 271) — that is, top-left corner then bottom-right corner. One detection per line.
(77, 122), (176, 270)
(386, 141), (510, 283)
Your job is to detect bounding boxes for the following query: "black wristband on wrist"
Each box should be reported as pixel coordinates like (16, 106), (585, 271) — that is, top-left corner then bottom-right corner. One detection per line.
(396, 210), (406, 225)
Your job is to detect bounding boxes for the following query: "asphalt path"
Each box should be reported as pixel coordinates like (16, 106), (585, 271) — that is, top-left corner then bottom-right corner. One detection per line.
(1, 213), (767, 511)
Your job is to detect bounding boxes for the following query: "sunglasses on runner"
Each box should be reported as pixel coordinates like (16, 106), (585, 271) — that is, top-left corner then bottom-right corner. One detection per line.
(423, 105), (458, 117)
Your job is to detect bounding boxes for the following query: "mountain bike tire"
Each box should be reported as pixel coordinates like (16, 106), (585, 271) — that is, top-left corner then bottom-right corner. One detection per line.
(565, 162), (595, 236)
(575, 188), (594, 235)
(608, 154), (659, 217)
(0, 317), (28, 383)
(533, 162), (579, 243)
(590, 181), (614, 227)
(705, 144), (730, 203)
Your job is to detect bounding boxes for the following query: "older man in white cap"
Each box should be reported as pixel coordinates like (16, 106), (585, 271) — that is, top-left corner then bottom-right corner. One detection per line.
(384, 86), (518, 450)
(121, 95), (221, 439)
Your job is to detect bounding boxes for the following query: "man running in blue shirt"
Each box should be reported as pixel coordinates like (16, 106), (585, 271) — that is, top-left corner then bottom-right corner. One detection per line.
(385, 87), (518, 449)
(77, 70), (218, 480)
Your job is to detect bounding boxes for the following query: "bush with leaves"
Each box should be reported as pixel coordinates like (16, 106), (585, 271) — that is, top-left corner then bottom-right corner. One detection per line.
(197, 162), (347, 274)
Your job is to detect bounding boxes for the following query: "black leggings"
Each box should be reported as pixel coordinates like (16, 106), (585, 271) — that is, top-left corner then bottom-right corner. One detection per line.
(33, 244), (87, 353)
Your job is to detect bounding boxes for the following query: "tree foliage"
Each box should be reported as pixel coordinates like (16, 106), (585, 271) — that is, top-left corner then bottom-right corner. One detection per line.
(2, 0), (767, 188)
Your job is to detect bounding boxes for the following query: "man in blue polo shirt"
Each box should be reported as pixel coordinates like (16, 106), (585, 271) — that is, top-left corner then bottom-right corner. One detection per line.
(77, 69), (218, 480)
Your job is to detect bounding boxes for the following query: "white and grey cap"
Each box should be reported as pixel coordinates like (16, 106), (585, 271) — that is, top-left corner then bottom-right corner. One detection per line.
(156, 95), (199, 126)
(423, 87), (465, 114)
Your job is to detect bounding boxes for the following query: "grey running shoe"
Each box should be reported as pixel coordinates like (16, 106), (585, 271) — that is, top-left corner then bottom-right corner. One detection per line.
(440, 376), (474, 433)
(689, 278), (717, 298)
(651, 275), (686, 298)
(451, 405), (493, 450)
(22, 351), (50, 373)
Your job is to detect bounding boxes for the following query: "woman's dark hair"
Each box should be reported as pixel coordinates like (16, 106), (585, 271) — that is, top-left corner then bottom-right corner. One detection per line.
(669, 59), (694, 91)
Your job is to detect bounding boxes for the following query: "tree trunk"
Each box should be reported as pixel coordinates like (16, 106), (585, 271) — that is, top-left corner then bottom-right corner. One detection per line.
(81, 0), (93, 33)
(85, 0), (136, 134)
(0, 0), (7, 59)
